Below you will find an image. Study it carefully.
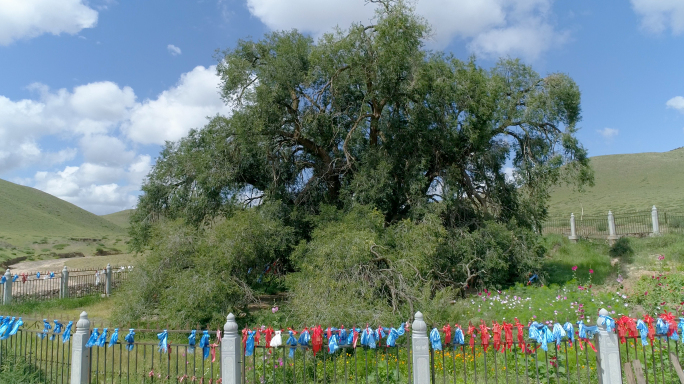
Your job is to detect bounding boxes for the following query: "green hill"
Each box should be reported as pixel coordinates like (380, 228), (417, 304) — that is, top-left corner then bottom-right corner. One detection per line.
(101, 209), (134, 228)
(548, 148), (684, 217)
(0, 178), (125, 239)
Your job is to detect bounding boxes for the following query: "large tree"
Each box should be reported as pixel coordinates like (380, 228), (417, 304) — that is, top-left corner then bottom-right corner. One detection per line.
(132, 1), (590, 240)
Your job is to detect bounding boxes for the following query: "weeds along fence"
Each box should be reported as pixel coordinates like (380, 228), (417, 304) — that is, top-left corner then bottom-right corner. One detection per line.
(541, 207), (684, 239)
(0, 266), (131, 304)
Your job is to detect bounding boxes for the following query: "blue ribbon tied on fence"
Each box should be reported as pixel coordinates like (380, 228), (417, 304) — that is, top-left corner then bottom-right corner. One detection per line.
(62, 321), (73, 343)
(157, 330), (168, 353)
(8, 318), (23, 339)
(328, 331), (339, 354)
(598, 315), (616, 332)
(0, 317), (12, 339)
(429, 328), (442, 351)
(577, 321), (599, 341)
(0, 317), (16, 340)
(287, 330), (298, 357)
(124, 329), (135, 351)
(1, 276), (6, 284)
(85, 328), (100, 348)
(109, 329), (119, 348)
(36, 272), (40, 279)
(529, 322), (554, 351)
(38, 319), (52, 340)
(298, 329), (311, 346)
(678, 319), (684, 341)
(453, 327), (465, 347)
(49, 272), (55, 279)
(188, 330), (197, 354)
(12, 275), (17, 282)
(199, 330), (210, 359)
(635, 320), (650, 346)
(50, 320), (63, 341)
(386, 324), (406, 347)
(563, 322), (575, 345)
(552, 323), (566, 348)
(338, 328), (348, 344)
(360, 327), (376, 348)
(96, 328), (108, 347)
(245, 330), (256, 357)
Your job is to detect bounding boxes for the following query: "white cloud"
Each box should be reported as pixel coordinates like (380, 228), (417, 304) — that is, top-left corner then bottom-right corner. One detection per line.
(167, 44), (182, 56)
(597, 128), (619, 140)
(0, 65), (231, 213)
(666, 96), (684, 111)
(245, 0), (565, 60)
(0, 0), (98, 45)
(631, 0), (684, 34)
(123, 65), (231, 145)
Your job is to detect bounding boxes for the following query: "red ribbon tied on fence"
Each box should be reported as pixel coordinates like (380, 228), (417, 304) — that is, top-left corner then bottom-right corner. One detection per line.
(659, 312), (677, 337)
(264, 327), (274, 347)
(312, 326), (323, 356)
(241, 329), (249, 352)
(616, 316), (637, 344)
(254, 329), (261, 346)
(492, 321), (502, 352)
(442, 324), (452, 345)
(467, 323), (476, 350)
(643, 315), (656, 345)
(502, 321), (514, 350)
(514, 318), (525, 350)
(353, 327), (359, 348)
(479, 320), (491, 351)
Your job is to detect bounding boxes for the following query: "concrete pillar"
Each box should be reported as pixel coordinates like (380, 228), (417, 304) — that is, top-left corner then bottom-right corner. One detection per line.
(70, 311), (91, 384)
(412, 311), (430, 384)
(607, 211), (618, 245)
(60, 266), (69, 299)
(651, 205), (660, 236)
(105, 264), (112, 297)
(569, 213), (578, 243)
(3, 269), (12, 305)
(221, 313), (241, 384)
(597, 308), (622, 384)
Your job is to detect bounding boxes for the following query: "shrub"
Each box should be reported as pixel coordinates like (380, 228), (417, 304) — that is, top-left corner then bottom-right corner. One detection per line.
(609, 237), (634, 260)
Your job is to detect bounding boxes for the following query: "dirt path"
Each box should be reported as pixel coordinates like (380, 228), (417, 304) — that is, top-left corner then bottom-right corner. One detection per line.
(9, 257), (105, 274)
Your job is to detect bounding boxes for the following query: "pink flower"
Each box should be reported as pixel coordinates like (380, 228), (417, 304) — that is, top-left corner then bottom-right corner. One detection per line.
(271, 306), (279, 313)
(658, 255), (665, 261)
(572, 266), (578, 271)
(589, 269), (594, 274)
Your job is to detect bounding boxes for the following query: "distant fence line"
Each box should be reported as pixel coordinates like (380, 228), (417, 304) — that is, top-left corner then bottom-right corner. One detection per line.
(542, 205), (684, 242)
(0, 265), (131, 305)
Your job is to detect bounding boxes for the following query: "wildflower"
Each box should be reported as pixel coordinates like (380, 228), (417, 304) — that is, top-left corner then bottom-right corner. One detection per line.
(572, 266), (578, 271)
(272, 306), (279, 314)
(589, 269), (594, 274)
(658, 255), (665, 261)
(616, 274), (623, 283)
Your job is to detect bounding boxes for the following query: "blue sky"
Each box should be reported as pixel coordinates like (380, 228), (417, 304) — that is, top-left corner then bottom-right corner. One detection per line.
(1, 0), (684, 214)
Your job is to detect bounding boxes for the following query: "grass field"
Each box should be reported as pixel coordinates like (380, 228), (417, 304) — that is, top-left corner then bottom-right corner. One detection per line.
(547, 147), (684, 217)
(101, 209), (134, 228)
(0, 178), (133, 267)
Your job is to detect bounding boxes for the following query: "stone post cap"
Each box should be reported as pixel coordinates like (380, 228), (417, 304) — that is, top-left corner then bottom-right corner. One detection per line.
(653, 205), (657, 211)
(608, 210), (613, 216)
(598, 308), (609, 329)
(76, 311), (90, 331)
(106, 264), (111, 270)
(412, 311), (427, 333)
(224, 313), (238, 334)
(62, 266), (68, 272)
(4, 269), (10, 276)
(571, 213), (574, 217)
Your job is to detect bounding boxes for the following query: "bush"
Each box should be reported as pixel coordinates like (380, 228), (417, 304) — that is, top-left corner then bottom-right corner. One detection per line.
(286, 207), (545, 326)
(609, 237), (634, 260)
(114, 207), (295, 329)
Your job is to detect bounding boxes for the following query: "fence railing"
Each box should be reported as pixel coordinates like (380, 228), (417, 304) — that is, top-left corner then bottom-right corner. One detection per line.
(542, 206), (684, 241)
(0, 265), (131, 305)
(1, 310), (683, 384)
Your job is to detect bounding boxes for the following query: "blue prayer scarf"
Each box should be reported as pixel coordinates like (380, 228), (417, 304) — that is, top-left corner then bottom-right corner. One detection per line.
(298, 329), (311, 346)
(96, 328), (108, 347)
(429, 328), (442, 351)
(245, 330), (256, 356)
(636, 320), (650, 346)
(124, 330), (135, 351)
(109, 329), (119, 348)
(157, 330), (168, 353)
(38, 319), (52, 340)
(199, 331), (210, 359)
(50, 320), (63, 341)
(188, 330), (197, 354)
(86, 328), (100, 348)
(287, 330), (298, 357)
(62, 321), (73, 343)
(386, 324), (405, 347)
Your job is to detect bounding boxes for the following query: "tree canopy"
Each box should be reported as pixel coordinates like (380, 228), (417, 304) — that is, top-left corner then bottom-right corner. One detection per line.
(124, 1), (592, 327)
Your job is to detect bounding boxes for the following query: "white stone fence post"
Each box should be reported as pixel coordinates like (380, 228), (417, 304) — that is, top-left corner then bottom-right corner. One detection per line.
(3, 269), (12, 305)
(597, 308), (622, 384)
(70, 311), (91, 384)
(221, 313), (242, 384)
(569, 213), (578, 242)
(652, 205), (660, 236)
(105, 264), (112, 297)
(60, 266), (69, 299)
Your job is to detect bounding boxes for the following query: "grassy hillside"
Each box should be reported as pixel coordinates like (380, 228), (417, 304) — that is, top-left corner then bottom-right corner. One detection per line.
(0, 179), (124, 238)
(548, 148), (684, 217)
(101, 209), (134, 228)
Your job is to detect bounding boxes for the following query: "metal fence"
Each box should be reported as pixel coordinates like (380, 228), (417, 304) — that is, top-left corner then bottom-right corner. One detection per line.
(541, 209), (684, 239)
(619, 333), (684, 384)
(0, 267), (131, 303)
